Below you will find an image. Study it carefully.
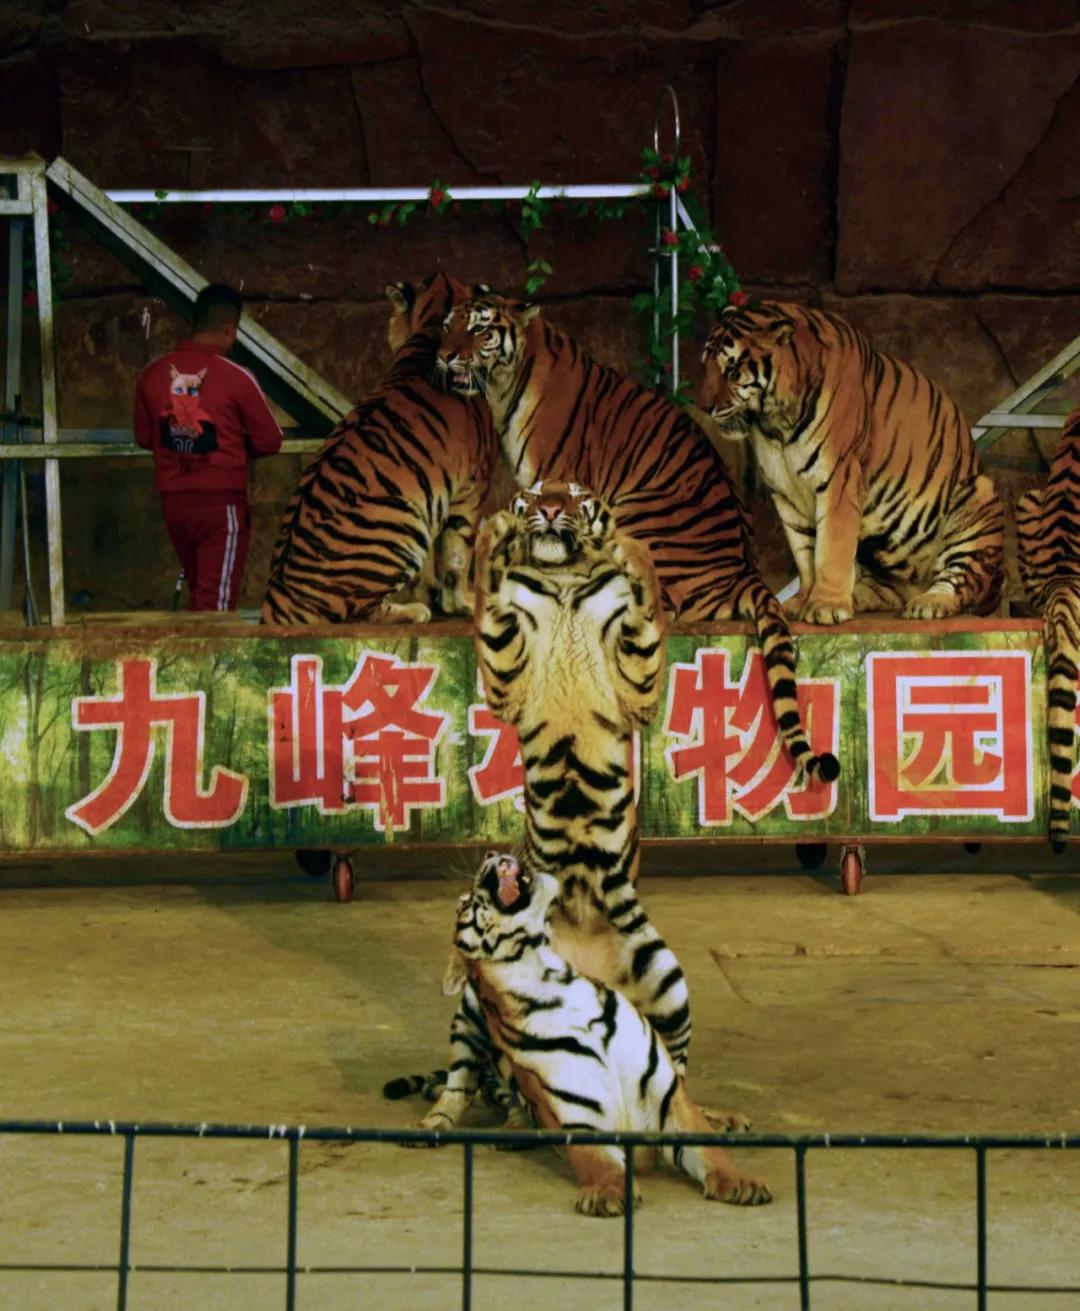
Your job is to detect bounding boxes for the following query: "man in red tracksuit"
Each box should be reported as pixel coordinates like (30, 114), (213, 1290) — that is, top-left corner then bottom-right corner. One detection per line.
(134, 283), (283, 611)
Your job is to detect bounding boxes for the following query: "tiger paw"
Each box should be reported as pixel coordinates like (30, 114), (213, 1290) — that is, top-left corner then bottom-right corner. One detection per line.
(700, 1107), (752, 1134)
(575, 1181), (642, 1218)
(801, 597), (853, 625)
(782, 589), (808, 618)
(436, 577), (474, 617)
(703, 1172), (772, 1206)
(376, 599), (432, 624)
(401, 1115), (450, 1148)
(486, 509), (521, 550)
(904, 588), (960, 620)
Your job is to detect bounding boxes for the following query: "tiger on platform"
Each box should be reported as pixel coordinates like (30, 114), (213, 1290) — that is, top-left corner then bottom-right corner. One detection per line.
(1017, 403), (1080, 852)
(699, 299), (1004, 625)
(437, 293), (839, 788)
(261, 273), (496, 625)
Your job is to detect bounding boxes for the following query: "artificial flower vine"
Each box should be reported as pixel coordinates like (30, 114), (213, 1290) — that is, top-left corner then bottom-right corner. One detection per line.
(101, 149), (747, 400)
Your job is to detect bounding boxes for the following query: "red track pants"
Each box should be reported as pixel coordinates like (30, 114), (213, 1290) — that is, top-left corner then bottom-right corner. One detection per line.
(160, 491), (251, 612)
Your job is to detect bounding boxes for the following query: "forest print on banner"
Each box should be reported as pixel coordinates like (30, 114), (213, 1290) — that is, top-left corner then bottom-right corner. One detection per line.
(0, 625), (1063, 853)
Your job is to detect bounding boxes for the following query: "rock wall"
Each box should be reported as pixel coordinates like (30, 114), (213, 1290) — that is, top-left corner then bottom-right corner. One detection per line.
(2, 0), (1079, 612)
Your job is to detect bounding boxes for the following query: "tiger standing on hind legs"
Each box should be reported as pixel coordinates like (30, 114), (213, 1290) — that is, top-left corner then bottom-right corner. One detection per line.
(403, 481), (752, 1140)
(699, 299), (1005, 624)
(437, 293), (840, 789)
(435, 852), (772, 1216)
(1017, 403), (1080, 852)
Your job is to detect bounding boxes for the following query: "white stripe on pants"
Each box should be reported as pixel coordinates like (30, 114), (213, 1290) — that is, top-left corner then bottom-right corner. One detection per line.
(217, 504), (239, 610)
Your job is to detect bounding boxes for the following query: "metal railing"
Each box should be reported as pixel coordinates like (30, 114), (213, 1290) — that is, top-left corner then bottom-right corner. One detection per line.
(2, 1119), (1078, 1311)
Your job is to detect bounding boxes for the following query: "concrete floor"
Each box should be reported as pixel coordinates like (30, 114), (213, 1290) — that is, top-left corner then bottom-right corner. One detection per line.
(1, 845), (1079, 1310)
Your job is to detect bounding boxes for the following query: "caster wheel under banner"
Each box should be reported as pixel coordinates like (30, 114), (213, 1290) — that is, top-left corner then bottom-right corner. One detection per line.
(295, 848), (333, 878)
(963, 842), (982, 855)
(839, 845), (864, 896)
(795, 842), (828, 871)
(333, 857), (355, 903)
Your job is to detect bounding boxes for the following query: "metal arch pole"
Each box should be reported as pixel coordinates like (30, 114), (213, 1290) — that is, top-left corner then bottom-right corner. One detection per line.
(29, 165), (64, 626)
(0, 181), (25, 612)
(653, 86), (681, 394)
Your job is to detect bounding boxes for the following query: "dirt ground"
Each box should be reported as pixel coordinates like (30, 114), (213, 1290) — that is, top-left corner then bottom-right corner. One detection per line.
(1, 844), (1079, 1311)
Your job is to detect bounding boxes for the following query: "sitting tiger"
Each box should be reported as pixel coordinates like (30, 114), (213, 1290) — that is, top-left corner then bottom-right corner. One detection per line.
(437, 293), (839, 787)
(261, 272), (497, 624)
(699, 299), (1004, 624)
(1017, 403), (1080, 852)
(439, 851), (772, 1217)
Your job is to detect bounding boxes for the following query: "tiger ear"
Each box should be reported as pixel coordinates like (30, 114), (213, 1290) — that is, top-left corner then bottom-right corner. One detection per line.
(520, 304), (541, 325)
(385, 282), (414, 314)
(441, 951), (468, 997)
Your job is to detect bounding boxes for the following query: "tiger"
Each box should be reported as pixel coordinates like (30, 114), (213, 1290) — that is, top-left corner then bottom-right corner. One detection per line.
(699, 299), (1005, 625)
(436, 294), (840, 788)
(392, 481), (729, 1135)
(260, 272), (497, 624)
(1016, 403), (1080, 852)
(436, 851), (773, 1217)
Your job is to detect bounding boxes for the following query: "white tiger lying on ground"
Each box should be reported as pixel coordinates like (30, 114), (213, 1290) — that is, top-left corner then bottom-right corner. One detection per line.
(435, 851), (773, 1217)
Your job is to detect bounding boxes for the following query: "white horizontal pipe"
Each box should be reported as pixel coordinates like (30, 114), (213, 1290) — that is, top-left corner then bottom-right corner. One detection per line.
(973, 413), (1067, 428)
(104, 184), (651, 204)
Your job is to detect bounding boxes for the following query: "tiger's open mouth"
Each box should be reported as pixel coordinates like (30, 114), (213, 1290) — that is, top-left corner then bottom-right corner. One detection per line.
(448, 369), (483, 397)
(482, 855), (532, 912)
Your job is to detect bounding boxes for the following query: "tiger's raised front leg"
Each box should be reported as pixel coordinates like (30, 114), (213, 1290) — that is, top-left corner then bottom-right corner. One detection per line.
(907, 474), (1005, 619)
(606, 528), (667, 726)
(474, 511), (531, 723)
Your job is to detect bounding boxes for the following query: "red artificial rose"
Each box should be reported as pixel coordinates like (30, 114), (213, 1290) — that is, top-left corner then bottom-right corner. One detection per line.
(661, 229), (679, 247)
(23, 290), (38, 308)
(652, 185), (670, 199)
(688, 264), (704, 282)
(729, 289), (748, 307)
(268, 203), (286, 224)
(662, 153), (673, 165)
(47, 197), (60, 216)
(429, 187), (445, 207)
(646, 165), (660, 180)
(676, 177), (690, 193)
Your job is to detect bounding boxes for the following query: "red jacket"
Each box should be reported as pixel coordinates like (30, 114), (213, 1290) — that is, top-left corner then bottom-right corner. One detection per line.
(134, 341), (283, 495)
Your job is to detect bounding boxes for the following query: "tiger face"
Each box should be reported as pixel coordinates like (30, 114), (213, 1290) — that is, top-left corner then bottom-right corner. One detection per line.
(699, 310), (796, 438)
(509, 479), (613, 567)
(452, 853), (558, 961)
(437, 297), (540, 396)
(385, 274), (490, 352)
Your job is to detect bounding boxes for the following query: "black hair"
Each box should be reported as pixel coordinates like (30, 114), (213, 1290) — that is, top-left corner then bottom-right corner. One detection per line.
(193, 283), (243, 332)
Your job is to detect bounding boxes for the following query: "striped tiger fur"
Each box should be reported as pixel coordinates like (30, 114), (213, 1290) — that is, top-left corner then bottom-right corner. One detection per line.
(437, 295), (839, 786)
(261, 273), (496, 624)
(396, 482), (719, 1138)
(1017, 403), (1080, 852)
(475, 480), (697, 1070)
(700, 300), (1005, 624)
(434, 852), (772, 1216)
